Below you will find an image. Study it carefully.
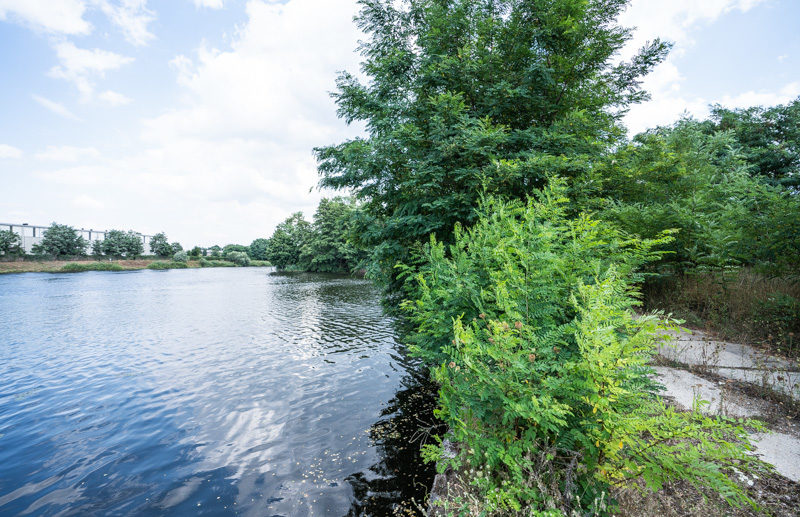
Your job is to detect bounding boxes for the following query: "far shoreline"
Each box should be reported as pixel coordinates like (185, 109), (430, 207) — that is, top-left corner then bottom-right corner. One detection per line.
(0, 258), (272, 275)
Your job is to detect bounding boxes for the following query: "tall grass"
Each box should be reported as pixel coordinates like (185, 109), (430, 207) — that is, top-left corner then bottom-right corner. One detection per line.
(59, 262), (125, 273)
(643, 268), (800, 357)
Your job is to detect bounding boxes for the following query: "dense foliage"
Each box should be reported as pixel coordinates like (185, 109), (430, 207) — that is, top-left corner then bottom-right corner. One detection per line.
(407, 183), (762, 514)
(707, 98), (800, 188)
(316, 0), (669, 292)
(266, 212), (311, 270)
(0, 229), (21, 256)
(249, 238), (270, 260)
(596, 118), (800, 277)
(173, 250), (189, 263)
(149, 232), (173, 257)
(32, 223), (87, 257)
(94, 230), (145, 258)
(226, 251), (251, 267)
(299, 197), (366, 272)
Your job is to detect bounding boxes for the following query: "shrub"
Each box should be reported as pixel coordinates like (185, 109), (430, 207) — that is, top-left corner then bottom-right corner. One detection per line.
(0, 229), (22, 256)
(227, 251), (250, 266)
(60, 262), (124, 273)
(405, 181), (762, 514)
(754, 294), (800, 356)
(172, 250), (189, 263)
(147, 261), (188, 270)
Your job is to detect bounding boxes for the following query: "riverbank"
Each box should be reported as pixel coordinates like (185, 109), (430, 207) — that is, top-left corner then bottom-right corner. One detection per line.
(0, 258), (271, 274)
(427, 327), (800, 516)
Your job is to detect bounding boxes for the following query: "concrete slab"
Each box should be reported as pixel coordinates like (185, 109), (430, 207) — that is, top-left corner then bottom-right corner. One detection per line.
(751, 432), (800, 483)
(654, 366), (800, 483)
(657, 328), (800, 402)
(653, 366), (759, 418)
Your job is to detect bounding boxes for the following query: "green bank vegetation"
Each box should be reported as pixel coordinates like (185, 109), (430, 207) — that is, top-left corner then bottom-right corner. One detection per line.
(262, 196), (367, 273)
(300, 0), (800, 514)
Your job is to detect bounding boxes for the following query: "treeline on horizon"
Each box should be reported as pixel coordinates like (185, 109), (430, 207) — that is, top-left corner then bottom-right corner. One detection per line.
(301, 0), (799, 515)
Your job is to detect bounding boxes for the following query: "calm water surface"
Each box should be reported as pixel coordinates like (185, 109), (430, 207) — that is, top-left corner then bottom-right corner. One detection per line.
(0, 268), (437, 516)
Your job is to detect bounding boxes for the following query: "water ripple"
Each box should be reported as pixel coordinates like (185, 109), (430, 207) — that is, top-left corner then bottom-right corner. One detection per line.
(0, 268), (435, 516)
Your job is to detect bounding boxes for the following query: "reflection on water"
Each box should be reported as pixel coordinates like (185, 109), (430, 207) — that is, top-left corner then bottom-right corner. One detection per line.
(0, 268), (438, 516)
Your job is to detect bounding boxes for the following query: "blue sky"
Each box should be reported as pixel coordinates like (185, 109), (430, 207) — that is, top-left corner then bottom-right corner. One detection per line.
(0, 0), (798, 247)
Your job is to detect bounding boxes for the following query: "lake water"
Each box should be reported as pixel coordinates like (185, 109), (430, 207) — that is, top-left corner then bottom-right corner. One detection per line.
(0, 268), (437, 516)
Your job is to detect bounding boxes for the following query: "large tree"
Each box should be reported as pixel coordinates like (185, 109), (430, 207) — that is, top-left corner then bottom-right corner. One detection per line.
(149, 232), (173, 257)
(708, 97), (800, 188)
(32, 223), (87, 257)
(316, 0), (669, 292)
(300, 197), (366, 273)
(266, 213), (311, 270)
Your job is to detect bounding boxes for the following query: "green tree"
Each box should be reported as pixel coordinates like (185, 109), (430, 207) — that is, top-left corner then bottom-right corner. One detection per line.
(209, 245), (222, 258)
(227, 250), (251, 266)
(0, 229), (21, 256)
(173, 250), (189, 263)
(248, 238), (270, 260)
(266, 212), (310, 270)
(316, 0), (669, 292)
(32, 223), (87, 257)
(170, 242), (183, 255)
(300, 197), (365, 273)
(709, 97), (800, 187)
(223, 244), (248, 257)
(100, 230), (144, 258)
(149, 232), (173, 257)
(188, 246), (202, 258)
(598, 118), (800, 275)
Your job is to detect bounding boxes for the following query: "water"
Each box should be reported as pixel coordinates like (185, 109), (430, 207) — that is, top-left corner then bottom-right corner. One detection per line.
(0, 268), (438, 516)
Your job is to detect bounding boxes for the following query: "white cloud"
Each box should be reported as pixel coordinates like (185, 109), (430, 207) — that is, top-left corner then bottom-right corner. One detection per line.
(49, 42), (134, 99)
(94, 0), (155, 46)
(32, 94), (81, 120)
(619, 0), (773, 135)
(619, 0), (767, 58)
(35, 145), (101, 162)
(0, 144), (23, 159)
(718, 82), (800, 110)
(32, 0), (364, 246)
(0, 0), (155, 43)
(0, 0), (91, 34)
(98, 90), (133, 106)
(192, 0), (224, 8)
(72, 194), (105, 209)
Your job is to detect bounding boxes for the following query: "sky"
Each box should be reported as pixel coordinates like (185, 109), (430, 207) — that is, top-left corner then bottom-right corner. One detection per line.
(0, 0), (798, 248)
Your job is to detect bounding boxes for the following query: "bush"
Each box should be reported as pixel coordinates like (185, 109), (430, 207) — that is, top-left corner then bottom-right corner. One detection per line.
(147, 261), (188, 270)
(249, 260), (272, 267)
(405, 181), (762, 514)
(754, 294), (800, 356)
(173, 250), (189, 263)
(227, 251), (250, 266)
(198, 258), (235, 268)
(60, 262), (124, 273)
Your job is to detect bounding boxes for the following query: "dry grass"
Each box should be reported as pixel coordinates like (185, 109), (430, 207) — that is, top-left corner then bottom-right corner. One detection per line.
(643, 268), (800, 358)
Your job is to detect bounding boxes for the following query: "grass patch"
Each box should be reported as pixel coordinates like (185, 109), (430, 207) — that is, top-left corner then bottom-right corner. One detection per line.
(147, 261), (189, 270)
(249, 260), (272, 267)
(198, 259), (236, 268)
(59, 262), (125, 273)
